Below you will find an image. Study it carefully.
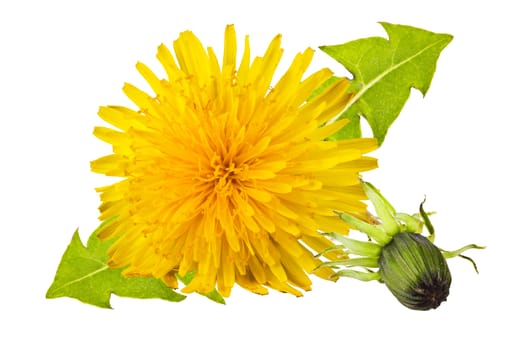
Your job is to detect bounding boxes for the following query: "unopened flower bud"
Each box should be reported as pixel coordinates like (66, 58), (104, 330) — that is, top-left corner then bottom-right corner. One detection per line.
(320, 182), (483, 310)
(379, 232), (451, 310)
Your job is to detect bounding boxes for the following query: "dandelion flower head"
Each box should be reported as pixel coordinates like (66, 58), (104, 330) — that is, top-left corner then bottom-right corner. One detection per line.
(91, 25), (377, 297)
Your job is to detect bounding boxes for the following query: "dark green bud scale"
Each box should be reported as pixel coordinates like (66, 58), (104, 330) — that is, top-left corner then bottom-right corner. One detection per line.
(379, 232), (451, 310)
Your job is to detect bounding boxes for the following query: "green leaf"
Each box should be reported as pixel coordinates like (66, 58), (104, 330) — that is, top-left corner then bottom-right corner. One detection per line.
(309, 77), (362, 140)
(46, 229), (186, 308)
(320, 22), (453, 145)
(308, 76), (340, 101)
(325, 109), (362, 141)
(177, 271), (226, 305)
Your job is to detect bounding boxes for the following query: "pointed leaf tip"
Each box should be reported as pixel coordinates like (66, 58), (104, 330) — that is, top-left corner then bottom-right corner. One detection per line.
(46, 227), (186, 308)
(321, 23), (452, 145)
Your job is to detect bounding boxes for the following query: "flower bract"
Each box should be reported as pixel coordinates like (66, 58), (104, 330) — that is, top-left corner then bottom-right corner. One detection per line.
(91, 25), (377, 297)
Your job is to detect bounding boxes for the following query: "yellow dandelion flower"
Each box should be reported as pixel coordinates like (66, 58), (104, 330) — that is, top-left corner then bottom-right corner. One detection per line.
(91, 25), (377, 298)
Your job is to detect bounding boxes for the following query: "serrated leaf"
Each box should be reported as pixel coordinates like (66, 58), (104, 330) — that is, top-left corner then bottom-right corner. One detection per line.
(46, 229), (186, 308)
(320, 22), (452, 145)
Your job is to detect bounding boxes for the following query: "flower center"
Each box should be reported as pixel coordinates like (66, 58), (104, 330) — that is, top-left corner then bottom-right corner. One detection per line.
(199, 153), (249, 197)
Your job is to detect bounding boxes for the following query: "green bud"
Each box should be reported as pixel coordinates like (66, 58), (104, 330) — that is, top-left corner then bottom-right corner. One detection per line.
(325, 182), (483, 310)
(379, 232), (451, 311)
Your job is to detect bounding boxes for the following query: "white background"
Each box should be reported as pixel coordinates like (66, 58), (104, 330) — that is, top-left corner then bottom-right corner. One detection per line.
(1, 0), (511, 349)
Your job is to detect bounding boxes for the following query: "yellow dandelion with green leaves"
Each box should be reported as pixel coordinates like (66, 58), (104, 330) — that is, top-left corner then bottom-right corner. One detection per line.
(91, 24), (377, 298)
